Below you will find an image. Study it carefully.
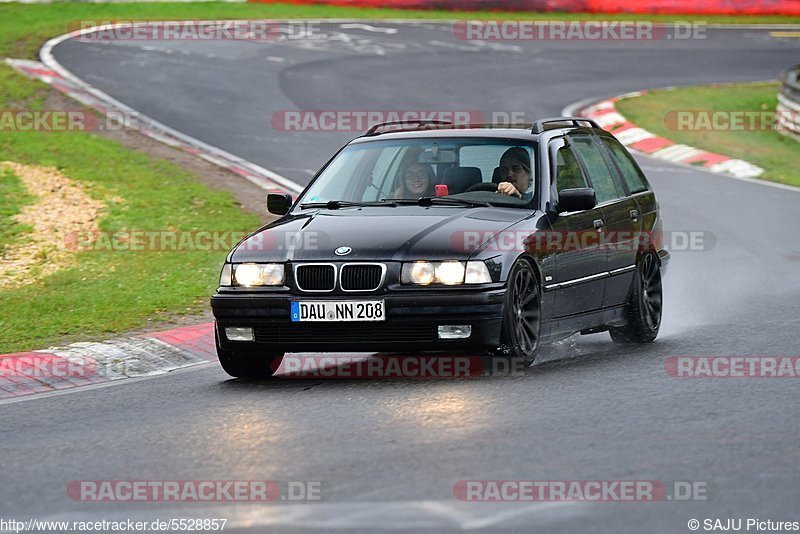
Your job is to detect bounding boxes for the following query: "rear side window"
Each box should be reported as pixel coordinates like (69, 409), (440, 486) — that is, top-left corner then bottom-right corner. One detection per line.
(571, 135), (625, 204)
(554, 144), (587, 192)
(600, 137), (649, 193)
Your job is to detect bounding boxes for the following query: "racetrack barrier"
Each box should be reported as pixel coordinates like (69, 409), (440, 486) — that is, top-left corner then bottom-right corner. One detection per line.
(246, 0), (800, 16)
(777, 64), (800, 140)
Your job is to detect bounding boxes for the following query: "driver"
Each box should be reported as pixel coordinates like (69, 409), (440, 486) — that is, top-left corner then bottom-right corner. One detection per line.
(496, 147), (533, 200)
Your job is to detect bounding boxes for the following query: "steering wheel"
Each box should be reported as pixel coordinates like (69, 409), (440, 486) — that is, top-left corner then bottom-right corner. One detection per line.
(466, 182), (498, 193)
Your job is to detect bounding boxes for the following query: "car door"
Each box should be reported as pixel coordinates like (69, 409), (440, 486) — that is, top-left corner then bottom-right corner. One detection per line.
(570, 134), (639, 308)
(545, 137), (607, 317)
(597, 135), (659, 303)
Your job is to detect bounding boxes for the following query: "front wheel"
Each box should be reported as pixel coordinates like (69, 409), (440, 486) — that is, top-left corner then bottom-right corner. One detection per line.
(496, 260), (541, 367)
(609, 251), (662, 343)
(215, 330), (282, 379)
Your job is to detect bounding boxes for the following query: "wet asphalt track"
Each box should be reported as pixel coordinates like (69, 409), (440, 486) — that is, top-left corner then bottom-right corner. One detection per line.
(1, 22), (799, 532)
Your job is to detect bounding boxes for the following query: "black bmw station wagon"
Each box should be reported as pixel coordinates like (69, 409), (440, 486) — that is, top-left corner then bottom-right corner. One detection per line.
(211, 118), (669, 378)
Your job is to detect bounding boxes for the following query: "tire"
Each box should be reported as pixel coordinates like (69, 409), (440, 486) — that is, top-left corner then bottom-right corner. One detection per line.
(215, 329), (282, 379)
(609, 251), (662, 343)
(495, 260), (542, 367)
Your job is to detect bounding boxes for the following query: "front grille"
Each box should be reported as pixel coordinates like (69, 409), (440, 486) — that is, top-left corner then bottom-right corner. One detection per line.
(253, 322), (437, 344)
(295, 264), (335, 291)
(341, 264), (384, 291)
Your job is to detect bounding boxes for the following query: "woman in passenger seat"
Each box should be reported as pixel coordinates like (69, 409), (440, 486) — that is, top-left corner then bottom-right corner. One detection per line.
(393, 163), (436, 198)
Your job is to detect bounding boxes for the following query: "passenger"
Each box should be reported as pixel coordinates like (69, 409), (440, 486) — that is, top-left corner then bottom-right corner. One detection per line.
(394, 163), (436, 198)
(496, 147), (533, 200)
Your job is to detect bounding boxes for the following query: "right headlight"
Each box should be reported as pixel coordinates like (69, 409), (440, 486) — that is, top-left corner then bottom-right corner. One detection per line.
(222, 263), (285, 287)
(401, 261), (491, 285)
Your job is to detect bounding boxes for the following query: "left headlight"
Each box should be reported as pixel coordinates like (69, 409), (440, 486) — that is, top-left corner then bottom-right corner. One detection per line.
(222, 263), (285, 287)
(401, 261), (491, 285)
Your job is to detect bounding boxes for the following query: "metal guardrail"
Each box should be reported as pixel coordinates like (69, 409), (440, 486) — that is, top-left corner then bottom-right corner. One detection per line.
(777, 64), (800, 139)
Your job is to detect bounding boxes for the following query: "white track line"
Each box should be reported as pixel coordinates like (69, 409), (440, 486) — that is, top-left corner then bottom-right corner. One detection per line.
(0, 362), (214, 406)
(39, 24), (303, 194)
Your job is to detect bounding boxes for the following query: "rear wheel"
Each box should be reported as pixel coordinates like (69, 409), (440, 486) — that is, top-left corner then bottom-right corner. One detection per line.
(609, 251), (662, 343)
(496, 260), (541, 367)
(215, 329), (282, 379)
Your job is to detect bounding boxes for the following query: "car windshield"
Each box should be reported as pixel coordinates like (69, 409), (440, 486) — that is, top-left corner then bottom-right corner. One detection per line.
(296, 138), (537, 209)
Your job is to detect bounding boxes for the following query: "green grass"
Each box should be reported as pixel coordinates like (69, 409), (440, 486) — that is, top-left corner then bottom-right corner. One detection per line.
(0, 31), (259, 353)
(0, 167), (36, 255)
(616, 82), (800, 187)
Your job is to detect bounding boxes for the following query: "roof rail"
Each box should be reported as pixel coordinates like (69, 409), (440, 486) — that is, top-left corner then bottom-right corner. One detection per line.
(530, 117), (600, 134)
(363, 120), (453, 137)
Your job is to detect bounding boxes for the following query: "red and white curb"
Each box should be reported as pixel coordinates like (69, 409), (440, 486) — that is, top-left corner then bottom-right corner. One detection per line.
(0, 323), (216, 399)
(579, 92), (766, 178)
(573, 91), (765, 179)
(6, 40), (302, 195)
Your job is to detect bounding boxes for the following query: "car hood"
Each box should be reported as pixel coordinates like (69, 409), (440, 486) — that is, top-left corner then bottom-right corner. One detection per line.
(229, 206), (529, 262)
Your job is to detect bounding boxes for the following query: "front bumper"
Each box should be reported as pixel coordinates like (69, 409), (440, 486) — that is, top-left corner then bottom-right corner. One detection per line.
(211, 288), (505, 353)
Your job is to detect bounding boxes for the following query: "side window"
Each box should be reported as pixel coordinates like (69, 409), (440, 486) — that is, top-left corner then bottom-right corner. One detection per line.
(570, 135), (625, 204)
(548, 139), (588, 210)
(600, 137), (649, 193)
(554, 144), (587, 192)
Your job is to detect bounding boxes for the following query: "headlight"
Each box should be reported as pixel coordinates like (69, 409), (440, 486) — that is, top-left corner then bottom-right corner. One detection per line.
(401, 261), (491, 285)
(435, 261), (465, 285)
(406, 262), (435, 285)
(232, 263), (285, 287)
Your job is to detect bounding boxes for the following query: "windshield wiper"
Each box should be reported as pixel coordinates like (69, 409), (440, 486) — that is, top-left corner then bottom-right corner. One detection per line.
(384, 197), (491, 208)
(299, 200), (397, 210)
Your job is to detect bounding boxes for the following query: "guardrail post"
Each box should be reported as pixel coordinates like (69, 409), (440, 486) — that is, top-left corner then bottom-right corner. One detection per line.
(777, 64), (800, 140)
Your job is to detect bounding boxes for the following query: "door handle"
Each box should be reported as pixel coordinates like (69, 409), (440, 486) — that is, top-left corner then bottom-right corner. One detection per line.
(593, 219), (604, 231)
(630, 209), (639, 221)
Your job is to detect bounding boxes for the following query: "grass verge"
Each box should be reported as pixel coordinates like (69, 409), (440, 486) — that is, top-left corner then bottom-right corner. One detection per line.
(0, 166), (35, 256)
(0, 27), (260, 353)
(616, 82), (800, 187)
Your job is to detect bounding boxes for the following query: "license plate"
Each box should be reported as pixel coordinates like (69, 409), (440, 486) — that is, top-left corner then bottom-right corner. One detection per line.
(291, 300), (385, 322)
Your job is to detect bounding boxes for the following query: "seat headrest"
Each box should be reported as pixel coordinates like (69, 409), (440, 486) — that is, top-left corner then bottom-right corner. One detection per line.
(491, 166), (502, 184)
(442, 166), (482, 194)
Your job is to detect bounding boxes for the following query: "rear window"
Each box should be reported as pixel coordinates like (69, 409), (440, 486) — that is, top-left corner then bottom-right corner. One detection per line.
(600, 137), (649, 194)
(571, 136), (624, 204)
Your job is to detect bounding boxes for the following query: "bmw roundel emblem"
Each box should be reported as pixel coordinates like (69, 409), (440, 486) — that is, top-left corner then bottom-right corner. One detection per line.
(334, 246), (352, 256)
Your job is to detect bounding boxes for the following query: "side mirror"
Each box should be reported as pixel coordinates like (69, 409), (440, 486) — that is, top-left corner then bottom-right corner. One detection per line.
(558, 188), (596, 213)
(267, 192), (292, 215)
